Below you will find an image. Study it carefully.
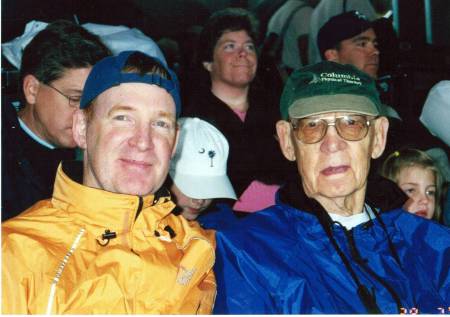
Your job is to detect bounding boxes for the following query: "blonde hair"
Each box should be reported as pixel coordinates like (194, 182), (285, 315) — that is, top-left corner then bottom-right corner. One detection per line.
(380, 148), (444, 222)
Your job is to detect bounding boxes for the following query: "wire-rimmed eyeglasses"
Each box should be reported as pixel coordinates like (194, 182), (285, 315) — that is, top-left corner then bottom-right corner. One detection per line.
(290, 115), (378, 144)
(44, 83), (82, 107)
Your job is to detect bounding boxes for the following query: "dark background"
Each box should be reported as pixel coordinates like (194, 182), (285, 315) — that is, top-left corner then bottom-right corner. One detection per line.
(2, 0), (450, 126)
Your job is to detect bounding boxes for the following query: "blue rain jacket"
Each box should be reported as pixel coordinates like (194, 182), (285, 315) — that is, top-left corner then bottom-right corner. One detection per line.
(198, 203), (240, 231)
(213, 177), (450, 314)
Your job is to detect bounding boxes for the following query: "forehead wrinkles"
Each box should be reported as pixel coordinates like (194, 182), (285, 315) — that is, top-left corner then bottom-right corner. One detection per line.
(100, 84), (175, 109)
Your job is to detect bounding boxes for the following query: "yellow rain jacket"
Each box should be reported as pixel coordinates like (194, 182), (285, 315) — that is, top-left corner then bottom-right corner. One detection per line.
(2, 162), (216, 314)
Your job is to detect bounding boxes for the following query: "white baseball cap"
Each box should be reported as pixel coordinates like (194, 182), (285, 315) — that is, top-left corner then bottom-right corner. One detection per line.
(169, 117), (237, 200)
(420, 80), (450, 147)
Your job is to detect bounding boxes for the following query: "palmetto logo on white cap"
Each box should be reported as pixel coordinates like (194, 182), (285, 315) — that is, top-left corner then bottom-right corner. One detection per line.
(208, 150), (216, 167)
(196, 148), (217, 167)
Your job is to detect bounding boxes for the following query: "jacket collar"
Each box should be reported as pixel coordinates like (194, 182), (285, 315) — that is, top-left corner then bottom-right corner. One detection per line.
(51, 161), (176, 234)
(278, 173), (408, 215)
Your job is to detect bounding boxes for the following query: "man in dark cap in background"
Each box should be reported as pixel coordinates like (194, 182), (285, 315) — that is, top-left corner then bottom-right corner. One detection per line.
(318, 10), (379, 79)
(317, 10), (407, 174)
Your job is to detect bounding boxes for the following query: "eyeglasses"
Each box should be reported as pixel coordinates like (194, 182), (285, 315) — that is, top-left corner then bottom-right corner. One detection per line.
(290, 115), (377, 144)
(44, 83), (82, 107)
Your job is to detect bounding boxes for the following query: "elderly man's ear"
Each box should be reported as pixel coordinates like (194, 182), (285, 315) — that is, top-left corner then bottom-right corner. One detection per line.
(276, 120), (296, 161)
(72, 110), (88, 150)
(371, 116), (389, 159)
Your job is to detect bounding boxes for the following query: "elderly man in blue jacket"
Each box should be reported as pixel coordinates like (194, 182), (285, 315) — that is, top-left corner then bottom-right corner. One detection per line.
(212, 61), (450, 314)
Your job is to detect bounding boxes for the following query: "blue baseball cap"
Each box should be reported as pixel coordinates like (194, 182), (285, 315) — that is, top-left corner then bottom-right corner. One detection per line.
(80, 50), (181, 117)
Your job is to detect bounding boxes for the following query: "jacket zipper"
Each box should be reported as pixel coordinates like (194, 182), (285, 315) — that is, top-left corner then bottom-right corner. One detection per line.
(46, 228), (85, 314)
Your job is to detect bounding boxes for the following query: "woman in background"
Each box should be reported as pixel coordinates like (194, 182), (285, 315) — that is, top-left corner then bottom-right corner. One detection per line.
(183, 8), (294, 214)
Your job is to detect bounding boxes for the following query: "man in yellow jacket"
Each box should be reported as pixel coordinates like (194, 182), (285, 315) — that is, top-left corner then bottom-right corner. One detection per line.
(2, 50), (216, 314)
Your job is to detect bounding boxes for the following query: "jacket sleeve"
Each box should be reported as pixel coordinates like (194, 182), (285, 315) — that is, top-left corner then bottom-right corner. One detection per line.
(416, 221), (450, 303)
(2, 232), (31, 314)
(195, 269), (217, 314)
(398, 213), (450, 304)
(212, 230), (276, 314)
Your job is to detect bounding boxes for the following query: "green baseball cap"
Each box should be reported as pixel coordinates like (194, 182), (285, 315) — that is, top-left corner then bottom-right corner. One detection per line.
(280, 61), (386, 120)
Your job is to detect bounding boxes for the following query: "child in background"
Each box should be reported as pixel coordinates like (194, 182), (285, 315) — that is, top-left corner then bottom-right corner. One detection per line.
(380, 148), (444, 222)
(168, 117), (237, 221)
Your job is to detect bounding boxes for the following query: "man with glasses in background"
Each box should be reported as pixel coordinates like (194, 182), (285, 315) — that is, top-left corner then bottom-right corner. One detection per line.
(2, 20), (110, 220)
(212, 61), (450, 314)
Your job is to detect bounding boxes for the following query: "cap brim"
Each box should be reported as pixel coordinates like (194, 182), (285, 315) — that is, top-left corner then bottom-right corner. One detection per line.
(170, 172), (237, 200)
(288, 94), (379, 119)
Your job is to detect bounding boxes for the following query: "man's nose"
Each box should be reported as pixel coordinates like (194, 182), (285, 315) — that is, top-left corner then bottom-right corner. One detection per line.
(369, 42), (379, 55)
(319, 125), (347, 153)
(129, 125), (153, 151)
(191, 198), (206, 208)
(417, 192), (430, 205)
(238, 46), (248, 57)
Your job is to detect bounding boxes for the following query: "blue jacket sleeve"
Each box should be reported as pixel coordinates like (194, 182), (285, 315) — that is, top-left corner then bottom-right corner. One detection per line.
(417, 221), (450, 303)
(213, 230), (276, 314)
(396, 212), (450, 306)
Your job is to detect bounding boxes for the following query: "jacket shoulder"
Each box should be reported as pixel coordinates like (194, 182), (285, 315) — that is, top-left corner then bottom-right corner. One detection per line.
(3, 200), (68, 237)
(2, 202), (69, 276)
(218, 204), (298, 232)
(382, 208), (450, 241)
(215, 205), (305, 261)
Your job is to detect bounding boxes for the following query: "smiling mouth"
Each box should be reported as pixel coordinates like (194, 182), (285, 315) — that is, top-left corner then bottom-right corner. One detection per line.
(120, 159), (152, 168)
(321, 165), (349, 176)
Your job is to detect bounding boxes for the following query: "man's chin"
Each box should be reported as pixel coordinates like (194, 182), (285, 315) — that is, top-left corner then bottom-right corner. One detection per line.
(117, 181), (156, 197)
(57, 139), (77, 149)
(365, 65), (379, 79)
